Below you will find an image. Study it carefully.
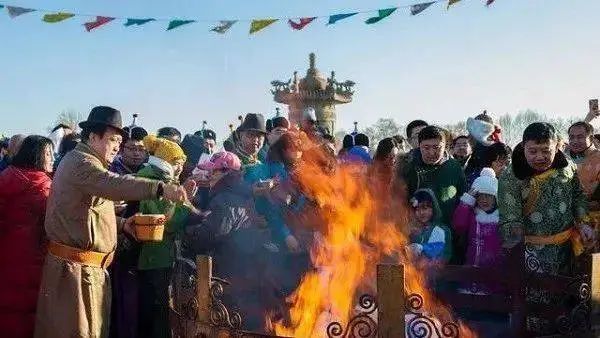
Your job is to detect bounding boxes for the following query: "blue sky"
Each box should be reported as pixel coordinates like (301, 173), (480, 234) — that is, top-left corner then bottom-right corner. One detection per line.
(2, 0), (600, 139)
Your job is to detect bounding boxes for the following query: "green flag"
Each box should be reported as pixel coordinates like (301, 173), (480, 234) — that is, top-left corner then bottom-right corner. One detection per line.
(43, 12), (75, 23)
(125, 18), (156, 27)
(167, 20), (195, 31)
(249, 19), (277, 34)
(365, 8), (397, 25)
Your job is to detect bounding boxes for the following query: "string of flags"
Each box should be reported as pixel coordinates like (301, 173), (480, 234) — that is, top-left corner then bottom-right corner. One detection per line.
(0, 0), (497, 34)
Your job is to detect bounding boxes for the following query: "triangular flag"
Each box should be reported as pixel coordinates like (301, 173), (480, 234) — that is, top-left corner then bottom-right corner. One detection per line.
(249, 19), (277, 34)
(289, 17), (316, 30)
(486, 0), (496, 6)
(211, 20), (237, 34)
(365, 8), (397, 25)
(124, 18), (155, 27)
(7, 6), (35, 18)
(84, 16), (115, 32)
(167, 20), (195, 31)
(327, 13), (357, 25)
(448, 0), (461, 8)
(410, 2), (436, 15)
(43, 12), (75, 23)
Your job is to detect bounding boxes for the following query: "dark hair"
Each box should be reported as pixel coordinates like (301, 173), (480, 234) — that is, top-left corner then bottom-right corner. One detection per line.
(354, 133), (369, 147)
(59, 133), (81, 156)
(51, 124), (72, 133)
(157, 127), (181, 141)
(452, 135), (470, 147)
(522, 122), (558, 144)
(323, 134), (335, 143)
(342, 135), (354, 149)
(475, 110), (494, 124)
(568, 121), (594, 137)
(406, 120), (428, 138)
(418, 125), (445, 144)
(594, 134), (600, 143)
(267, 132), (301, 166)
(124, 126), (148, 143)
(374, 138), (397, 162)
(11, 135), (54, 171)
(482, 142), (511, 167)
(81, 124), (109, 142)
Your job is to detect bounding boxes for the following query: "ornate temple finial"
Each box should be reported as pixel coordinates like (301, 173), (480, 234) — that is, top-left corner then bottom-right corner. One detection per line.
(309, 53), (316, 69)
(353, 121), (358, 133)
(275, 107), (281, 117)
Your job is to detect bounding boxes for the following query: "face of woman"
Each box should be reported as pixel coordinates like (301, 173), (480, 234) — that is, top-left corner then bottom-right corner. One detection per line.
(172, 159), (185, 179)
(283, 146), (302, 164)
(43, 145), (54, 173)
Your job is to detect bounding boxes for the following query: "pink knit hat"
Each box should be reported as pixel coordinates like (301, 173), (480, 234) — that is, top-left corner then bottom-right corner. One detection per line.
(197, 151), (241, 171)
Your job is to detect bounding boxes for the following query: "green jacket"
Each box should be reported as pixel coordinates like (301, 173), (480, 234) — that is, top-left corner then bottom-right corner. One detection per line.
(498, 148), (587, 275)
(401, 149), (467, 224)
(136, 160), (190, 270)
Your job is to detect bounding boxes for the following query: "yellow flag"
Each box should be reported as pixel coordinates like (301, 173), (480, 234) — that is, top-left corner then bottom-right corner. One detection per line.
(43, 12), (75, 23)
(448, 0), (461, 8)
(249, 19), (277, 34)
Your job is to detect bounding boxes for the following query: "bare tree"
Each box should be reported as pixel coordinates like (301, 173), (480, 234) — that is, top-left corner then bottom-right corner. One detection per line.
(48, 110), (83, 133)
(363, 118), (403, 149)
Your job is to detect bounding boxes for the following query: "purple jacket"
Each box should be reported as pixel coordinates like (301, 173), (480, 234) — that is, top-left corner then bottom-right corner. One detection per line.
(452, 193), (503, 268)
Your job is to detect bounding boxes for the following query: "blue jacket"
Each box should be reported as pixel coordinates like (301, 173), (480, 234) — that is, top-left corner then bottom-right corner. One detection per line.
(244, 161), (306, 243)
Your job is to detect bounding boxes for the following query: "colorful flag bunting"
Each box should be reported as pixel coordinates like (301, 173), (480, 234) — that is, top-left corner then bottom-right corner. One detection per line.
(43, 12), (75, 23)
(211, 20), (237, 34)
(365, 8), (397, 24)
(486, 0), (496, 6)
(7, 6), (35, 18)
(289, 17), (316, 30)
(327, 13), (357, 25)
(448, 0), (461, 8)
(249, 19), (277, 34)
(167, 20), (195, 31)
(125, 18), (156, 27)
(84, 16), (114, 32)
(411, 2), (436, 15)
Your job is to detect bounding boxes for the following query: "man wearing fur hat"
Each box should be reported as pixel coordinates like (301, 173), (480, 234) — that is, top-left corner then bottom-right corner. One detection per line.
(35, 106), (188, 338)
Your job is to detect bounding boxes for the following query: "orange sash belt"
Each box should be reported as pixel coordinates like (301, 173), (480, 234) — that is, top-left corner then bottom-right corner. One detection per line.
(525, 227), (584, 256)
(48, 241), (115, 269)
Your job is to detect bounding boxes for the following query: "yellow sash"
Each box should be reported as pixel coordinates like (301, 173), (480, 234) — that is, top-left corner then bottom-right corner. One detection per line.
(523, 169), (583, 256)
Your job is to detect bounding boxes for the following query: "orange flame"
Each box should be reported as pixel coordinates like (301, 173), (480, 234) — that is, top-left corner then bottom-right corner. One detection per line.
(270, 143), (477, 338)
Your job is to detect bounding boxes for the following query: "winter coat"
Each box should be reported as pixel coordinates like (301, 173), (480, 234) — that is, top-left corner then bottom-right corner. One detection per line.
(409, 189), (453, 262)
(136, 162), (191, 270)
(401, 149), (467, 224)
(0, 166), (51, 338)
(452, 193), (503, 268)
(35, 142), (161, 338)
(244, 161), (306, 244)
(109, 155), (144, 176)
(498, 145), (587, 275)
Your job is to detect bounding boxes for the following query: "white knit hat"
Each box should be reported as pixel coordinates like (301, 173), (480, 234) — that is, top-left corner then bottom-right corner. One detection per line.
(471, 167), (498, 197)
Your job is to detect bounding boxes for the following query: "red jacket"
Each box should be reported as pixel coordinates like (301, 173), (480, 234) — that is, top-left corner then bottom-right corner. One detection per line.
(0, 166), (51, 338)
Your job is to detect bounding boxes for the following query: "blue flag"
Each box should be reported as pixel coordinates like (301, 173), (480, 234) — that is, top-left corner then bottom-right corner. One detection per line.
(327, 13), (358, 25)
(410, 2), (435, 16)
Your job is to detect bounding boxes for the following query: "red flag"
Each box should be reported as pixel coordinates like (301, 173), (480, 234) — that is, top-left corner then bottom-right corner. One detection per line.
(84, 16), (115, 32)
(288, 17), (316, 30)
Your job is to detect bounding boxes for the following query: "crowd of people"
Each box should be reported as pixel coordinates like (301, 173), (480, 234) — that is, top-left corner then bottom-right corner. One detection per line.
(2, 104), (600, 338)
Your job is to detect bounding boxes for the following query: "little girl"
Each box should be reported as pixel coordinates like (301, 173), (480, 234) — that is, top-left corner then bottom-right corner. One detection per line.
(452, 167), (504, 293)
(407, 189), (453, 263)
